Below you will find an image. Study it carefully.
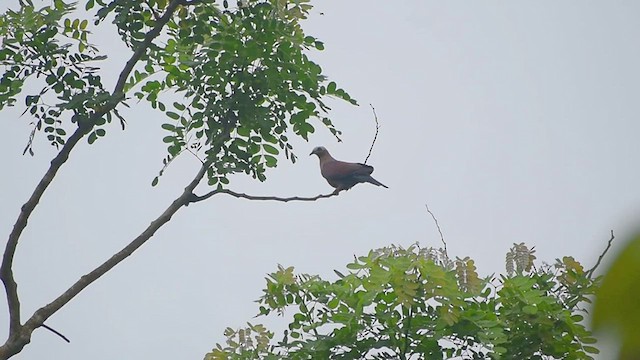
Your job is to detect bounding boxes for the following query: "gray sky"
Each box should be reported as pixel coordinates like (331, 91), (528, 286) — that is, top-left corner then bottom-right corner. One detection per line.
(2, 1), (639, 358)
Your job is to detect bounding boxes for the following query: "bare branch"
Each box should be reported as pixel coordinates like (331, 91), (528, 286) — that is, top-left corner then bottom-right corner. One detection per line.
(1, 125), (89, 340)
(41, 324), (70, 343)
(16, 159), (212, 351)
(425, 203), (447, 256)
(0, 1), (186, 357)
(363, 104), (380, 165)
(586, 230), (615, 279)
(190, 188), (339, 203)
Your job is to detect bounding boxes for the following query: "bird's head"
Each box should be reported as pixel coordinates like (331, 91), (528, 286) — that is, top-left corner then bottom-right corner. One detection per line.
(310, 146), (329, 157)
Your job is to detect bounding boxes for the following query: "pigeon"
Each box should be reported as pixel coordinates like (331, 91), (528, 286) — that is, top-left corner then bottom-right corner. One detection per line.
(310, 146), (388, 193)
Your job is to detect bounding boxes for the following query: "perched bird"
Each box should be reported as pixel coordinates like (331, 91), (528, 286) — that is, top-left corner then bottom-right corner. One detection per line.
(310, 146), (388, 193)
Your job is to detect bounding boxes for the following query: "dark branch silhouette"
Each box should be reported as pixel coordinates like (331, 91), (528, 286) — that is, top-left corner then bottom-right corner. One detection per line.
(190, 188), (338, 203)
(586, 230), (615, 278)
(364, 104), (380, 165)
(41, 324), (70, 343)
(425, 203), (447, 255)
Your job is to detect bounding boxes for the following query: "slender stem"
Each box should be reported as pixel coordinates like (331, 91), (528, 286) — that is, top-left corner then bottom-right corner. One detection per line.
(363, 104), (380, 165)
(586, 230), (615, 278)
(425, 203), (447, 256)
(41, 324), (70, 343)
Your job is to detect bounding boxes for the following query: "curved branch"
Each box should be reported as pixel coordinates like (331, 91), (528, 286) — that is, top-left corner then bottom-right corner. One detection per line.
(363, 104), (380, 165)
(425, 203), (447, 256)
(0, 1), (186, 358)
(190, 188), (339, 203)
(586, 230), (615, 279)
(1, 126), (86, 340)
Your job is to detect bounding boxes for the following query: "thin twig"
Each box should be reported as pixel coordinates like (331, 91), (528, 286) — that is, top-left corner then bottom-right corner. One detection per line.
(41, 324), (70, 343)
(190, 188), (339, 203)
(425, 203), (447, 255)
(586, 230), (615, 278)
(143, 0), (161, 20)
(364, 104), (380, 164)
(185, 144), (204, 164)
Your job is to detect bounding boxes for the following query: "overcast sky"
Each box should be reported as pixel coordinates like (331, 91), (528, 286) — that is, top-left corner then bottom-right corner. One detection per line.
(1, 1), (639, 359)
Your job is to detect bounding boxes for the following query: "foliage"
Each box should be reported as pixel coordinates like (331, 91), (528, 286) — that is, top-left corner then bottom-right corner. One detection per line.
(0, 0), (110, 153)
(206, 243), (601, 360)
(0, 0), (355, 183)
(593, 232), (640, 360)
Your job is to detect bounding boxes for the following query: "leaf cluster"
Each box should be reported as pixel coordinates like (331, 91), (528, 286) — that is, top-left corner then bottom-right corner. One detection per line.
(0, 0), (112, 154)
(147, 0), (355, 187)
(206, 243), (601, 360)
(2, 0), (354, 186)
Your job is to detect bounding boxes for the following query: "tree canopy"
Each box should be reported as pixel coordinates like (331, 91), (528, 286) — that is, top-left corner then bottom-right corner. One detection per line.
(207, 243), (602, 360)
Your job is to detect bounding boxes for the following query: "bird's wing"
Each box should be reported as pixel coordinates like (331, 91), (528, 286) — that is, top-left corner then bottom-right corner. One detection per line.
(321, 160), (374, 181)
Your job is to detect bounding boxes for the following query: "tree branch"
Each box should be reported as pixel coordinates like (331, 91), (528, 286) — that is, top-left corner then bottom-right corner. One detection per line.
(41, 324), (70, 343)
(363, 104), (380, 165)
(12, 159), (212, 356)
(586, 230), (615, 279)
(425, 203), (447, 256)
(0, 1), (186, 358)
(190, 188), (339, 203)
(1, 126), (84, 338)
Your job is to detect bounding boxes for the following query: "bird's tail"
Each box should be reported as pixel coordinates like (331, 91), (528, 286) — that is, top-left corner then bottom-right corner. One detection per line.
(366, 176), (388, 188)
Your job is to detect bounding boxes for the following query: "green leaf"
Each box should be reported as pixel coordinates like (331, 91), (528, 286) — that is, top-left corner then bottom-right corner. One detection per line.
(327, 81), (336, 93)
(88, 132), (97, 144)
(161, 123), (176, 131)
(264, 154), (277, 168)
(493, 346), (507, 354)
(166, 111), (180, 120)
(583, 346), (600, 354)
(262, 144), (279, 155)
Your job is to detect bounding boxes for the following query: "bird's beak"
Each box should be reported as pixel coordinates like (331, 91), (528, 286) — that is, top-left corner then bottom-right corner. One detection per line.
(309, 150), (314, 156)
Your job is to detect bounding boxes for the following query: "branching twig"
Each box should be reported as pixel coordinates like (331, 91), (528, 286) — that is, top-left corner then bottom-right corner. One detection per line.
(425, 203), (447, 255)
(586, 230), (615, 278)
(363, 104), (380, 164)
(41, 324), (70, 343)
(190, 188), (338, 203)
